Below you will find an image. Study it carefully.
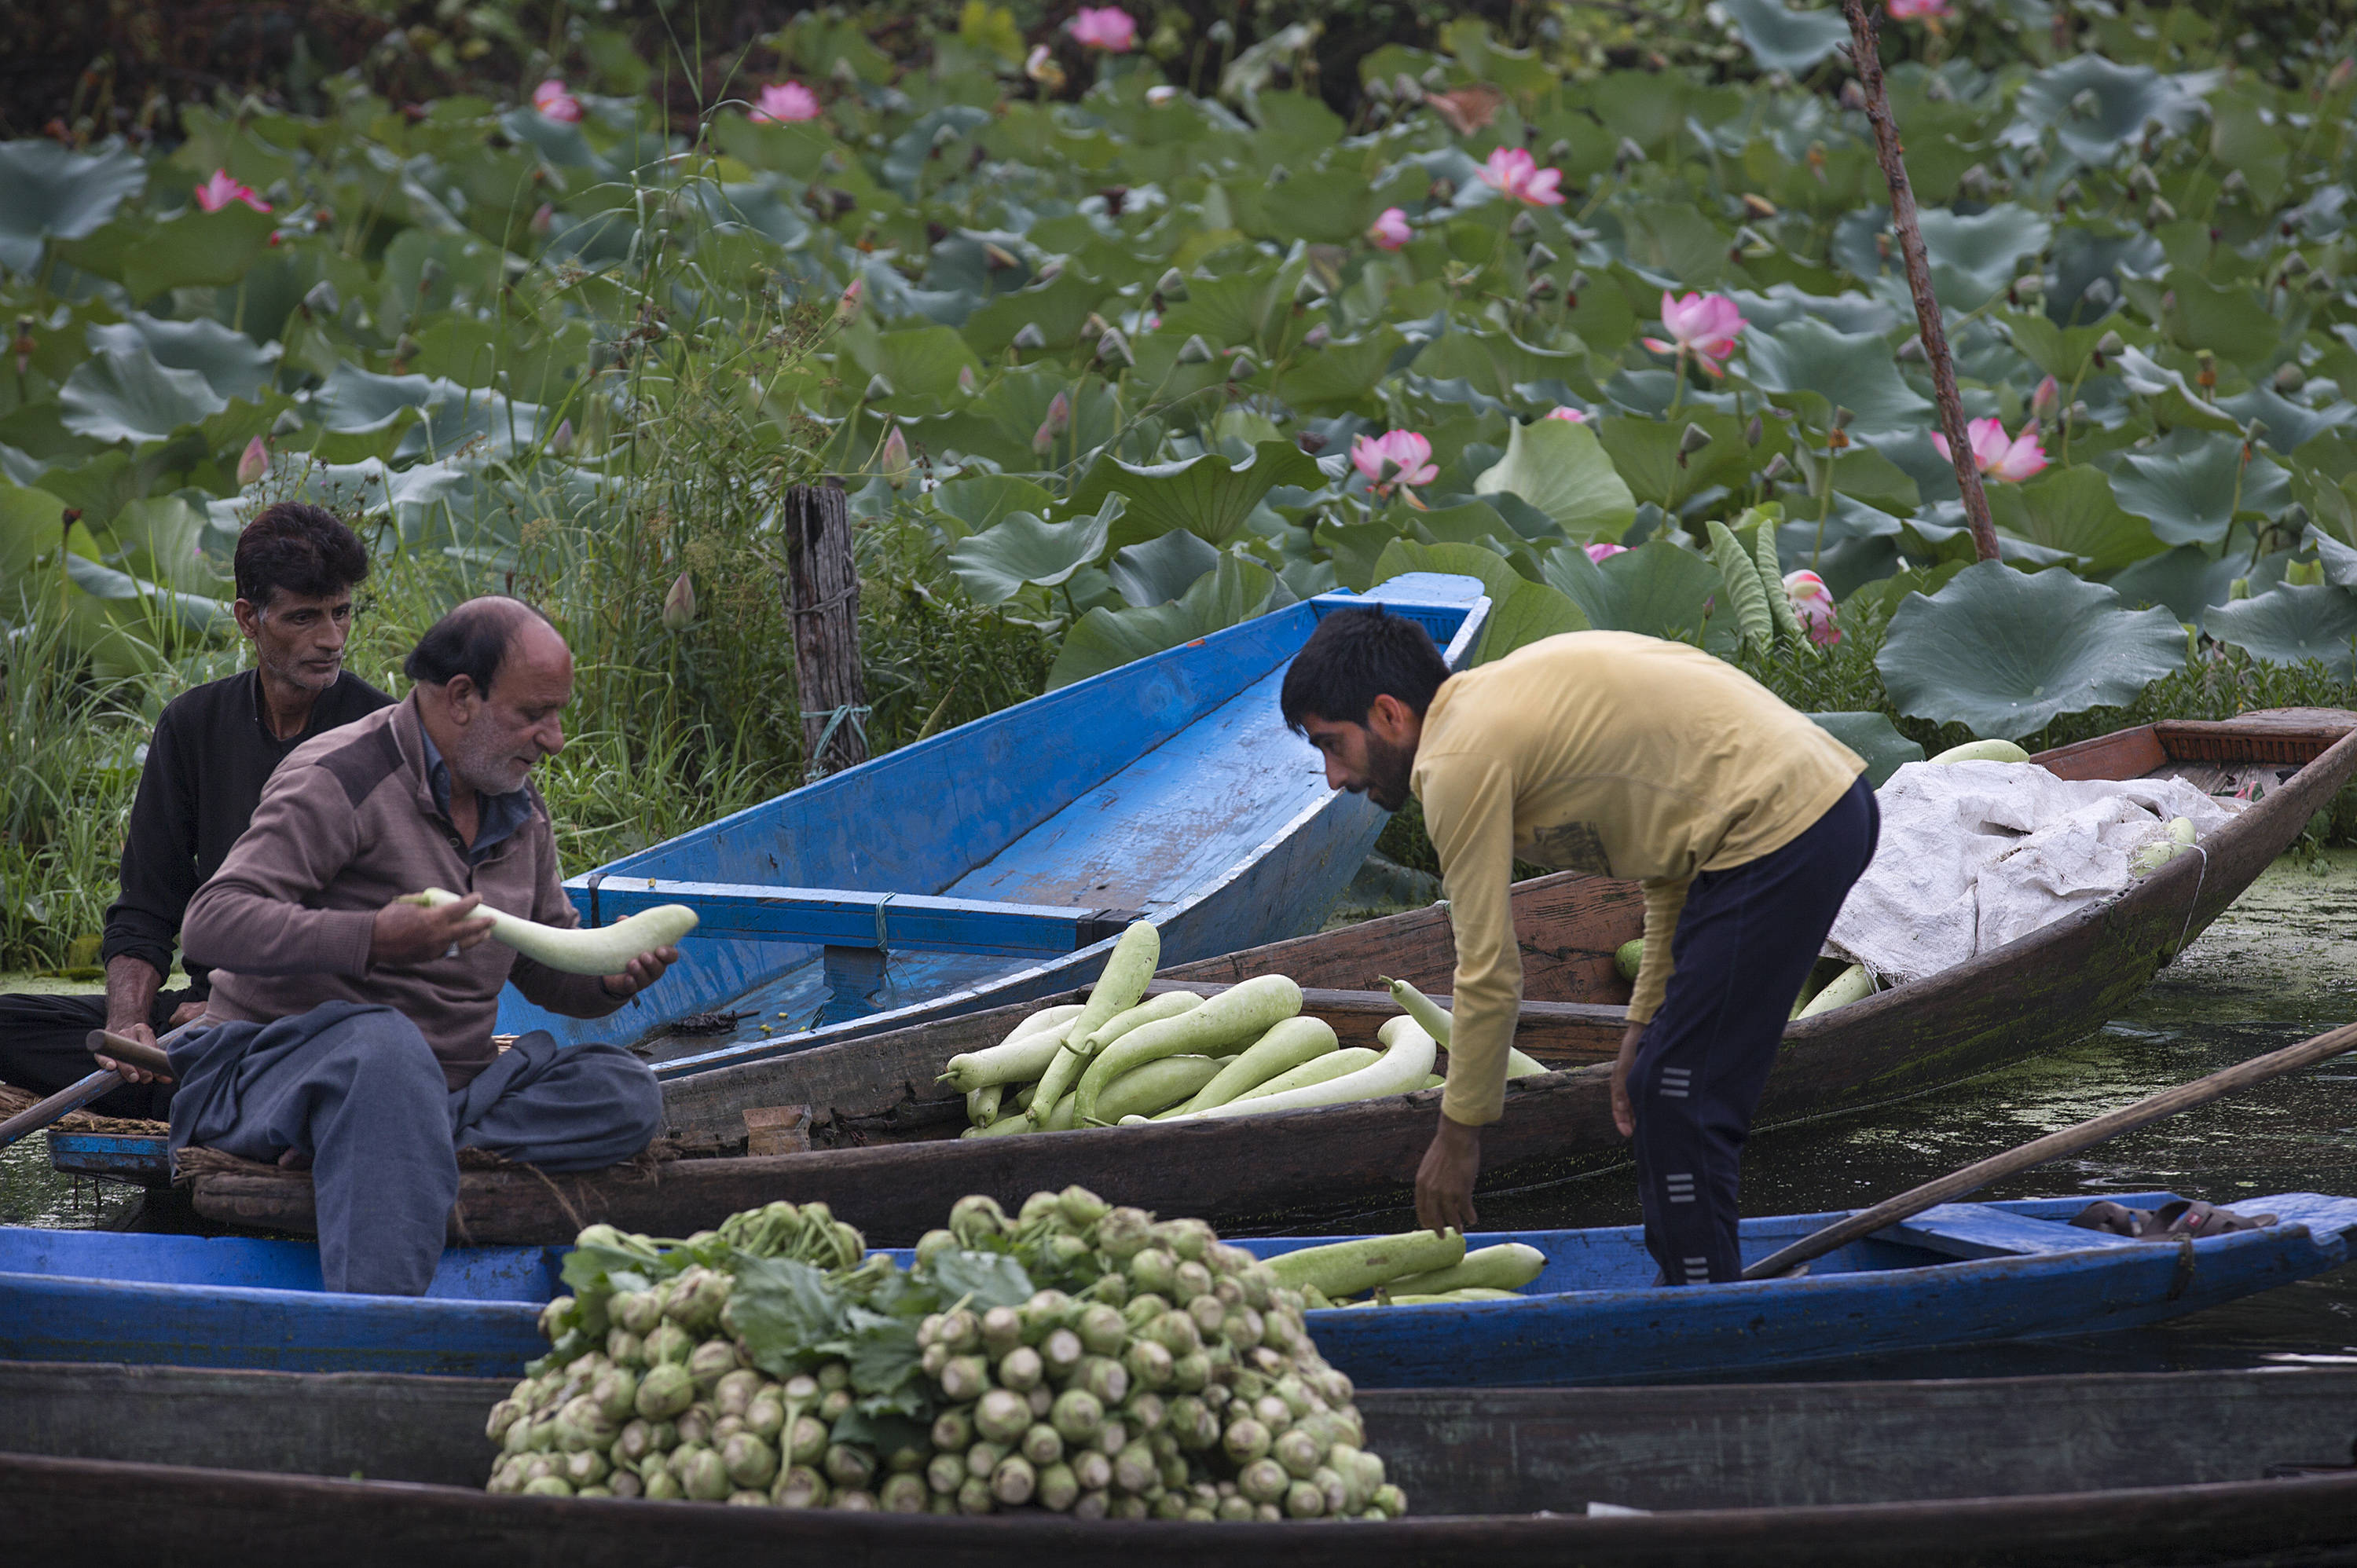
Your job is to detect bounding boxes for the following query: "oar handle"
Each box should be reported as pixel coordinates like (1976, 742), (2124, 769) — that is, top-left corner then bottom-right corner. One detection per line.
(85, 1028), (177, 1076)
(1741, 1020), (2357, 1281)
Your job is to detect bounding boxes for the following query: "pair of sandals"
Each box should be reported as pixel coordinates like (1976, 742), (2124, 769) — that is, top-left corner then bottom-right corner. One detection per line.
(2069, 1198), (2278, 1240)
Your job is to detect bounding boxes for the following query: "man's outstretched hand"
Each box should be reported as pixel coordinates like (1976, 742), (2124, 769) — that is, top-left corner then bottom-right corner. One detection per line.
(601, 945), (680, 1002)
(1415, 1112), (1483, 1235)
(371, 892), (496, 969)
(1611, 1020), (1644, 1138)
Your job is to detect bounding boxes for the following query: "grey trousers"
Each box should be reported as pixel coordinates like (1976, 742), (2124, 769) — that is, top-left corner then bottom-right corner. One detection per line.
(167, 1001), (662, 1295)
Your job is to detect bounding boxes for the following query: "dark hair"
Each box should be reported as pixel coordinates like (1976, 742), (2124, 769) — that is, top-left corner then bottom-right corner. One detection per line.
(403, 597), (555, 695)
(234, 501), (369, 609)
(1279, 607), (1452, 733)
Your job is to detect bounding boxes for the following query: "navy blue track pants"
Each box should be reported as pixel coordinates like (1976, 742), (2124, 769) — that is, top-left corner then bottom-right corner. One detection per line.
(1630, 775), (1879, 1285)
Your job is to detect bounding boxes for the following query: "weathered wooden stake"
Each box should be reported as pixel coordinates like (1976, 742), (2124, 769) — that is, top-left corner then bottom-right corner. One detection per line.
(780, 482), (870, 780)
(1840, 0), (2002, 563)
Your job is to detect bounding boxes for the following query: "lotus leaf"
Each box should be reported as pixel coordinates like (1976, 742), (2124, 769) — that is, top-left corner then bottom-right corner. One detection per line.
(1720, 0), (1850, 75)
(2112, 429), (2291, 548)
(930, 474), (1054, 538)
(1372, 538), (1588, 664)
(2004, 56), (2216, 168)
(1805, 712), (1923, 788)
(1832, 206), (2052, 312)
(947, 498), (1121, 606)
(1063, 439), (1324, 551)
(1741, 317), (1932, 436)
(1989, 466), (2165, 578)
(85, 314), (279, 405)
(58, 347), (230, 445)
(2202, 584), (2357, 675)
(0, 141), (147, 273)
(2217, 386), (2356, 456)
(1597, 411), (1778, 511)
(1877, 561), (2186, 739)
(2108, 544), (2290, 621)
(1107, 529), (1223, 610)
(1047, 555), (1294, 690)
(1473, 417), (1636, 543)
(1540, 538), (1722, 646)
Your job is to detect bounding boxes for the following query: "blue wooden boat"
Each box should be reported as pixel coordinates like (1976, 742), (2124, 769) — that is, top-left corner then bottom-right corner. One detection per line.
(492, 573), (1490, 1078)
(7, 1191), (2349, 1383)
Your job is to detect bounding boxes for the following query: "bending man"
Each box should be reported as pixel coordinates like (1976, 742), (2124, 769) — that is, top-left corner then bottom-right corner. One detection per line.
(175, 597), (669, 1295)
(0, 503), (390, 1115)
(1282, 611), (1878, 1285)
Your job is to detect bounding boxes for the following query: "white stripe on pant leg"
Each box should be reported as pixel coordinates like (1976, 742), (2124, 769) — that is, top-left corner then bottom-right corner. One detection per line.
(1682, 1255), (1709, 1281)
(1664, 1171), (1695, 1203)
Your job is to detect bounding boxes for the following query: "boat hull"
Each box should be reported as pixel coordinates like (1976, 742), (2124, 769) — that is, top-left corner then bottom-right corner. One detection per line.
(3, 1360), (2354, 1567)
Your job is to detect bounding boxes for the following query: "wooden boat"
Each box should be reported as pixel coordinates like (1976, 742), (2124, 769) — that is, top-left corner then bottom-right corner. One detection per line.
(134, 708), (2357, 1246)
(497, 570), (1492, 1066)
(8, 1191), (2351, 1385)
(5, 1358), (2355, 1567)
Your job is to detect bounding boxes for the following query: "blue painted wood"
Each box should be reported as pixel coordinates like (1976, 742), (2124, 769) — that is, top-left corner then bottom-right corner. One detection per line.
(14, 1191), (2348, 1383)
(45, 1131), (170, 1181)
(1879, 1204), (2143, 1260)
(493, 573), (1491, 1078)
(577, 881), (1129, 954)
(0, 1231), (559, 1378)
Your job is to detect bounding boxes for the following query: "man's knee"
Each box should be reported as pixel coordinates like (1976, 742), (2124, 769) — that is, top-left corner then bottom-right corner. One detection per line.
(319, 1009), (448, 1097)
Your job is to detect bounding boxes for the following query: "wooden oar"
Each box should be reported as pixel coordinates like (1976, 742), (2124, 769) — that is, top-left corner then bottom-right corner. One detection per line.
(1741, 1019), (2357, 1281)
(0, 1020), (204, 1152)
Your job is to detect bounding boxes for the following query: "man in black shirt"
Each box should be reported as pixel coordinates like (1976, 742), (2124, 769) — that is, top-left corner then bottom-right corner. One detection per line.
(0, 502), (393, 1116)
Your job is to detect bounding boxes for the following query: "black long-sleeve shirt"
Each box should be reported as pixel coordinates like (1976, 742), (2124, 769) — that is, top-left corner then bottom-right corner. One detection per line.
(101, 669), (394, 994)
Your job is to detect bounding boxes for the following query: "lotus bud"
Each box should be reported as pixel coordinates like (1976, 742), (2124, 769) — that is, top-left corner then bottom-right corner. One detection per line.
(1080, 313), (1109, 343)
(1010, 321), (1047, 352)
(2146, 196), (2176, 225)
(879, 424), (912, 489)
(2096, 330), (2124, 358)
(302, 279), (341, 319)
(1839, 80), (1868, 112)
(1615, 136), (1646, 166)
(236, 436), (269, 488)
(1156, 268), (1189, 302)
(546, 417), (573, 455)
(1175, 334), (1215, 365)
(860, 372), (894, 403)
(642, 570), (695, 636)
(269, 405), (303, 438)
(1096, 326), (1135, 366)
(2268, 360), (2304, 394)
(1509, 209), (1537, 238)
(1039, 392), (1072, 438)
(1761, 452), (1794, 484)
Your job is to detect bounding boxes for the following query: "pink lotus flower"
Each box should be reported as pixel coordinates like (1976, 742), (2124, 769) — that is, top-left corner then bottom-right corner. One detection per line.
(1069, 5), (1137, 51)
(530, 203), (555, 234)
(531, 79), (583, 123)
(836, 278), (863, 322)
(2030, 375), (2060, 423)
(1476, 147), (1565, 207)
(753, 82), (821, 123)
(1641, 291), (1746, 376)
(1887, 0), (1954, 18)
(1931, 417), (2048, 482)
(1585, 541), (1628, 562)
(1367, 207), (1412, 251)
(1543, 405), (1589, 423)
(1351, 430), (1439, 493)
(194, 170), (269, 214)
(236, 436), (269, 487)
(1783, 569), (1842, 646)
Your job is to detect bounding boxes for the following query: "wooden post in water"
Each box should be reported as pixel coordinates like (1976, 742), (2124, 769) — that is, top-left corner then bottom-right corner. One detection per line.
(781, 482), (870, 780)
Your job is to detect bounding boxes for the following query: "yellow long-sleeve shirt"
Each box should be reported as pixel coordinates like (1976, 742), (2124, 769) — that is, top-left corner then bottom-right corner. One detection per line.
(1413, 631), (1864, 1127)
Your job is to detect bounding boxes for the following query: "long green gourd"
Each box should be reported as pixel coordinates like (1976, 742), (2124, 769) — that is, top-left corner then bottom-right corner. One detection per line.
(1382, 1243), (1548, 1296)
(1175, 1016), (1437, 1121)
(409, 888), (696, 976)
(1022, 922), (1160, 1130)
(1263, 1227), (1466, 1299)
(1230, 1047), (1379, 1101)
(1169, 1016), (1338, 1115)
(1073, 974), (1302, 1126)
(1076, 990), (1204, 1054)
(940, 1019), (1078, 1094)
(1380, 976), (1548, 1077)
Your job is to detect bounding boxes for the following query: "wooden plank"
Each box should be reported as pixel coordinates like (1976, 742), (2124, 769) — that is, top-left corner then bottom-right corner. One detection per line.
(2027, 724), (2165, 782)
(1876, 1204), (2142, 1260)
(568, 878), (1127, 955)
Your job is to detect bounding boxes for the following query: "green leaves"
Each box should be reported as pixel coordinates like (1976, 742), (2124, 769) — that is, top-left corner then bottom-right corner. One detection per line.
(1705, 518), (1776, 656)
(1473, 417), (1636, 542)
(918, 1248), (1036, 1310)
(1372, 538), (1587, 664)
(2203, 584), (2357, 675)
(1877, 562), (2187, 739)
(57, 347), (229, 445)
(945, 497), (1121, 606)
(1064, 439), (1325, 550)
(1742, 317), (1931, 435)
(0, 141), (146, 273)
(1047, 555), (1296, 690)
(2112, 430), (2289, 548)
(2006, 55), (2213, 168)
(1720, 0), (1850, 73)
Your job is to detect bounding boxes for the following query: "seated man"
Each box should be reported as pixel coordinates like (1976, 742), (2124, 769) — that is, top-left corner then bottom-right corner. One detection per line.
(173, 596), (671, 1295)
(0, 502), (391, 1116)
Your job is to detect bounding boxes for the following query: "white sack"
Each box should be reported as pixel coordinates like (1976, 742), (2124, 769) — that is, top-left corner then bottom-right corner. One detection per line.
(1824, 760), (2244, 987)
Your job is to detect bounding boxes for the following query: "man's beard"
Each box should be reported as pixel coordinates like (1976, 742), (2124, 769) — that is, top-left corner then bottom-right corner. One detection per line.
(452, 721), (533, 796)
(1364, 732), (1416, 812)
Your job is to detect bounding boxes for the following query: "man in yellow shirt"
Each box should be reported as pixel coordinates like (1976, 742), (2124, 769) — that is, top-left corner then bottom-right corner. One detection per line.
(1282, 608), (1877, 1284)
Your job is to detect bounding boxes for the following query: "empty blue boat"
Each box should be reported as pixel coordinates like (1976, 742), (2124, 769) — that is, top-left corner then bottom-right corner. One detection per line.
(493, 574), (1490, 1078)
(6, 1191), (2348, 1382)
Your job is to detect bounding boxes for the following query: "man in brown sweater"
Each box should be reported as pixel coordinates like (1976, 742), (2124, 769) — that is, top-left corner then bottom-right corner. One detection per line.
(170, 597), (673, 1295)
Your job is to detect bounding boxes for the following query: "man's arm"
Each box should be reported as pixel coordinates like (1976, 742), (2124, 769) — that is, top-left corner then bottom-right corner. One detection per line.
(99, 709), (197, 995)
(506, 826), (640, 1020)
(181, 766), (380, 976)
(1413, 750), (1521, 1234)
